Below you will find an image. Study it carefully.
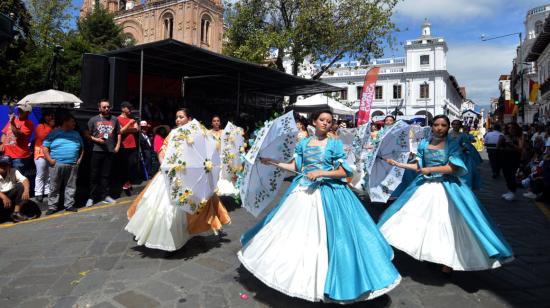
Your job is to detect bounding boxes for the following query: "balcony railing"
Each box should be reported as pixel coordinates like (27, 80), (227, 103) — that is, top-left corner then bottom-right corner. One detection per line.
(540, 79), (550, 98)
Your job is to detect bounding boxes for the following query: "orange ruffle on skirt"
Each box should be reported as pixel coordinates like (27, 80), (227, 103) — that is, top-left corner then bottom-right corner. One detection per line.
(127, 173), (231, 234)
(186, 194), (231, 235)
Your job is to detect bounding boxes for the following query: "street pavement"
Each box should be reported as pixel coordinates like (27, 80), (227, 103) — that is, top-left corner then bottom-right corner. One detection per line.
(1, 155), (550, 308)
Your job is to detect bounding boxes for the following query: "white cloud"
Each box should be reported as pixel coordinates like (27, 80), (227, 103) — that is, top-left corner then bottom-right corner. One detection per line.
(446, 43), (516, 105)
(395, 0), (499, 23)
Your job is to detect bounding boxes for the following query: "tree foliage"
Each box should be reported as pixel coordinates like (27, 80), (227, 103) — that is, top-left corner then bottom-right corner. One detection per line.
(78, 3), (126, 52)
(26, 0), (73, 46)
(0, 1), (127, 97)
(223, 0), (400, 79)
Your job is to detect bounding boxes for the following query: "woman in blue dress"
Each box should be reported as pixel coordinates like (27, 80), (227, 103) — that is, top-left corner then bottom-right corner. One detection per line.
(449, 119), (482, 190)
(238, 110), (401, 303)
(379, 115), (513, 274)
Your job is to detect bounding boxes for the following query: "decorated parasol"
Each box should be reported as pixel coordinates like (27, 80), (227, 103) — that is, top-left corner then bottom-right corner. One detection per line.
(350, 123), (371, 189)
(217, 122), (246, 196)
(364, 120), (411, 203)
(160, 119), (221, 214)
(240, 111), (299, 217)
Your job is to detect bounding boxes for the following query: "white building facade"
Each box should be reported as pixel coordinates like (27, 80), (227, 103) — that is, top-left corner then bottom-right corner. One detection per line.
(513, 4), (550, 124)
(319, 19), (464, 122)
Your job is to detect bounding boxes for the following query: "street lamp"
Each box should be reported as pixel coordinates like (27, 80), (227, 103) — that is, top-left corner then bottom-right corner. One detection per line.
(481, 32), (524, 122)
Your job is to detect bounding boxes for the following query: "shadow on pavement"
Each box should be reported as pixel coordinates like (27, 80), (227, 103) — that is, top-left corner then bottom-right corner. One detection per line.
(129, 234), (231, 260)
(234, 265), (392, 308)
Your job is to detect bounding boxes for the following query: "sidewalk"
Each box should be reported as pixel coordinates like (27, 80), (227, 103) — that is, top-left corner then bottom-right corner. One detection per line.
(0, 156), (549, 307)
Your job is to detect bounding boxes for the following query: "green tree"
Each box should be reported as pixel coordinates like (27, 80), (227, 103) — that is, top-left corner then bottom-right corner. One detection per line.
(78, 3), (126, 52)
(224, 0), (399, 79)
(0, 0), (35, 97)
(26, 0), (73, 46)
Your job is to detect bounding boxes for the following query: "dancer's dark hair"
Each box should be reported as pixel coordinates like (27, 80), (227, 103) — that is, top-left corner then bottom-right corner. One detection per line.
(310, 109), (333, 121)
(176, 108), (192, 119)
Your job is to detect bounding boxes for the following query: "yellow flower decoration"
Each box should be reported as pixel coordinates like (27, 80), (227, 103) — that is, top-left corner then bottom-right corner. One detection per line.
(228, 153), (236, 159)
(199, 198), (208, 209)
(186, 136), (194, 145)
(174, 163), (186, 172)
(203, 159), (213, 172)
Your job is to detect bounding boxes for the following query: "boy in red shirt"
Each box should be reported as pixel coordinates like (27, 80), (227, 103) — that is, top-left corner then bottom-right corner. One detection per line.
(118, 101), (139, 195)
(1, 101), (35, 182)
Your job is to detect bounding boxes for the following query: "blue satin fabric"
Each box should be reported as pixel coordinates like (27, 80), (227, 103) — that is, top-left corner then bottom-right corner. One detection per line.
(449, 132), (482, 190)
(378, 138), (513, 261)
(241, 137), (400, 301)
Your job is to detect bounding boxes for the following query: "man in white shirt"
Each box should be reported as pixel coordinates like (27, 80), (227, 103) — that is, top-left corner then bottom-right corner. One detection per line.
(0, 155), (31, 222)
(484, 124), (503, 178)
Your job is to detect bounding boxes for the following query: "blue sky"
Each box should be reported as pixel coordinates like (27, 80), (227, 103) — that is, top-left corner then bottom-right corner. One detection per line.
(69, 0), (546, 108)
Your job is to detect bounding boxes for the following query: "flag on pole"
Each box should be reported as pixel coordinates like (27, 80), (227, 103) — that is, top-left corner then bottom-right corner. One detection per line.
(356, 67), (380, 125)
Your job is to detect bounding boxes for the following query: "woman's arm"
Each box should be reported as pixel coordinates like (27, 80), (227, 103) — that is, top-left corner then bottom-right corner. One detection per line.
(419, 164), (458, 175)
(386, 159), (419, 172)
(260, 157), (297, 172)
(306, 166), (347, 181)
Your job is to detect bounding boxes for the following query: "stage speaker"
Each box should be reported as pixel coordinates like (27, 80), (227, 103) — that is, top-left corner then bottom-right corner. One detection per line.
(80, 53), (109, 110)
(108, 57), (128, 111)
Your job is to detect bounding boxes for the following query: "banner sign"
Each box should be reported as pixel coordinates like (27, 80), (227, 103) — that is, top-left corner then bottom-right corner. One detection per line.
(357, 67), (380, 125)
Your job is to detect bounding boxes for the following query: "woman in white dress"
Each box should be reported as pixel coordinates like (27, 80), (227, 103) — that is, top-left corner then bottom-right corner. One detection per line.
(125, 109), (230, 251)
(379, 115), (513, 273)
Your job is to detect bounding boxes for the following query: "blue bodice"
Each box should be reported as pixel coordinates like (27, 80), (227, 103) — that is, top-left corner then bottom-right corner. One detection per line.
(299, 144), (326, 186)
(423, 148), (448, 167)
(292, 137), (354, 188)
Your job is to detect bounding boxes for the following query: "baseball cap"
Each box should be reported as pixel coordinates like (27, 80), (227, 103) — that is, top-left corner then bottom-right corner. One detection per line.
(0, 155), (12, 166)
(17, 100), (32, 112)
(140, 120), (148, 127)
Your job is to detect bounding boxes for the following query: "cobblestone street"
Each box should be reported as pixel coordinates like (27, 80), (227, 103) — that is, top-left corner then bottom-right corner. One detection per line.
(1, 156), (550, 308)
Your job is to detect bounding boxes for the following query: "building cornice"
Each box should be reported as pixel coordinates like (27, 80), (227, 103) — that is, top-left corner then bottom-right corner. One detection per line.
(114, 0), (223, 20)
(321, 70), (451, 83)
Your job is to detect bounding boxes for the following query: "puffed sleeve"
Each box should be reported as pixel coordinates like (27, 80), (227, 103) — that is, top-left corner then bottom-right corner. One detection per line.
(331, 138), (354, 177)
(293, 138), (306, 172)
(448, 138), (468, 177)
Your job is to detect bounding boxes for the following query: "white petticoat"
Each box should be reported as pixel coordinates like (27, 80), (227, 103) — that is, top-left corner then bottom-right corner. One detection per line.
(238, 185), (329, 302)
(216, 178), (238, 196)
(125, 175), (190, 251)
(379, 182), (502, 271)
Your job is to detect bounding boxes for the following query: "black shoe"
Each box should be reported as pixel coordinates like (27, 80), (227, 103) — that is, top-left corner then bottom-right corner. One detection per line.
(11, 212), (28, 222)
(45, 209), (57, 216)
(65, 207), (77, 212)
(36, 195), (44, 203)
(123, 187), (132, 197)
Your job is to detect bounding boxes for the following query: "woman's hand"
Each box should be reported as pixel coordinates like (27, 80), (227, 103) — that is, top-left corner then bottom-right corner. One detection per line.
(260, 157), (277, 165)
(307, 170), (324, 181)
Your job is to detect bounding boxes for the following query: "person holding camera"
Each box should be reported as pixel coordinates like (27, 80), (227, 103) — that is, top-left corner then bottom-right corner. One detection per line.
(86, 99), (121, 207)
(118, 101), (139, 196)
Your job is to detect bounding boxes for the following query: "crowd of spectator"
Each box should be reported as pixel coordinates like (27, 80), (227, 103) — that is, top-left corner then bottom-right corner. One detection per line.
(0, 99), (160, 223)
(484, 121), (550, 202)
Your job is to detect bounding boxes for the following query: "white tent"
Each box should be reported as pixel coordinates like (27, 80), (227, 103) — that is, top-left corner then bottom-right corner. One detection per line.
(293, 94), (355, 116)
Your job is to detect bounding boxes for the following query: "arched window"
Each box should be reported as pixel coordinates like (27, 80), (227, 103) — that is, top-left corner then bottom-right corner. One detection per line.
(535, 20), (543, 36)
(123, 33), (135, 47)
(163, 12), (174, 39)
(201, 14), (212, 44)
